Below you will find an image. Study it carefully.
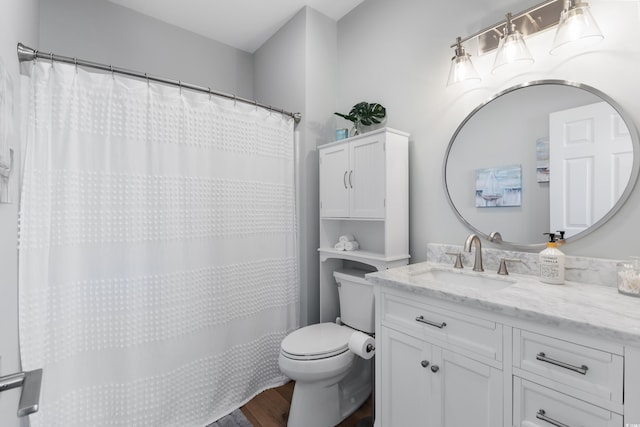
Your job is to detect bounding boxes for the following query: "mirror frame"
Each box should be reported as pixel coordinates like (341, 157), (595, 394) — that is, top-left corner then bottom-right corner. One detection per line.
(443, 80), (640, 250)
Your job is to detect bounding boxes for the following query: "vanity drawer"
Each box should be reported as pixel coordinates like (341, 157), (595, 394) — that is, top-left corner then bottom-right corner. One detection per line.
(513, 377), (622, 427)
(514, 329), (623, 404)
(381, 293), (502, 361)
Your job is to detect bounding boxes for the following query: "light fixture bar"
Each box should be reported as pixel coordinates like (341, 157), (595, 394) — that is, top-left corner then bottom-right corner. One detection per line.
(451, 0), (564, 55)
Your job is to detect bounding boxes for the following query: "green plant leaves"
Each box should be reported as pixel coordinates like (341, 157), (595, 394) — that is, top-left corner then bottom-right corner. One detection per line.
(334, 102), (386, 127)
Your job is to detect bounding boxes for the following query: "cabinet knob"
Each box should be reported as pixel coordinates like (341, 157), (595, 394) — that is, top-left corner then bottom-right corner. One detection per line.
(420, 360), (429, 368)
(430, 365), (439, 373)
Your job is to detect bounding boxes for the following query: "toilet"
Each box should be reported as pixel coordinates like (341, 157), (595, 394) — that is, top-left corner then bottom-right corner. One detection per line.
(279, 268), (374, 427)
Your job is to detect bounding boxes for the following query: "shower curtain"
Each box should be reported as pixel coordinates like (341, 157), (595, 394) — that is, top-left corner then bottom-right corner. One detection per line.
(18, 61), (299, 426)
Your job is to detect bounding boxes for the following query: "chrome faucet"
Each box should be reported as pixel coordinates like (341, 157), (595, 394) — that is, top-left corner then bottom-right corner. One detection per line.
(464, 233), (484, 272)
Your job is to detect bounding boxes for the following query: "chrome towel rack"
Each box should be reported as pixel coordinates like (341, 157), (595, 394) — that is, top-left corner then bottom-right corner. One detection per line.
(0, 369), (43, 417)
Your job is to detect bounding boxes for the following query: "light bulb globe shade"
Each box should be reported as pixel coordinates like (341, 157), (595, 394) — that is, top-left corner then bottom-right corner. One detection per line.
(447, 53), (481, 86)
(550, 3), (603, 55)
(491, 31), (534, 75)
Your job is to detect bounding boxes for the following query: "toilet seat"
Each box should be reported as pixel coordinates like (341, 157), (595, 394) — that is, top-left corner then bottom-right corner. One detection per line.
(281, 323), (354, 361)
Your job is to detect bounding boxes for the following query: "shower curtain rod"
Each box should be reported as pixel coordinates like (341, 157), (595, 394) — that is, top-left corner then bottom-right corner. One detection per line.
(16, 43), (302, 123)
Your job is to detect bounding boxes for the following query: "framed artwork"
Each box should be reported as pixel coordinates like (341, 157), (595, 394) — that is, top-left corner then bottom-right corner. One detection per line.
(475, 164), (522, 207)
(536, 137), (550, 183)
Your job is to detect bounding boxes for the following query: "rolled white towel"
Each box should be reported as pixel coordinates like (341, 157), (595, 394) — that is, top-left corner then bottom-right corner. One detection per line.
(339, 234), (355, 243)
(334, 242), (346, 251)
(344, 240), (360, 251)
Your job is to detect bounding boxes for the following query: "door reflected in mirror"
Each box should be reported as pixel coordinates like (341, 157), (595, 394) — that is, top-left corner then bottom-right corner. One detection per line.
(444, 81), (639, 249)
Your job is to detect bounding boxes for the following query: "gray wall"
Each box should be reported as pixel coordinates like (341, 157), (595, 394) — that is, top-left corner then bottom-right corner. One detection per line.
(337, 0), (640, 260)
(39, 0), (254, 98)
(254, 7), (337, 326)
(0, 2), (39, 425)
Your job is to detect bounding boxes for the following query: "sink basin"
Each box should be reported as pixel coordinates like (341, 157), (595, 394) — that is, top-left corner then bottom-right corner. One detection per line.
(412, 268), (516, 291)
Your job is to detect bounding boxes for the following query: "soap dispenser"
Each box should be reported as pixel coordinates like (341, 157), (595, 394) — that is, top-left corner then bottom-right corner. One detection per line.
(556, 230), (566, 246)
(539, 233), (565, 285)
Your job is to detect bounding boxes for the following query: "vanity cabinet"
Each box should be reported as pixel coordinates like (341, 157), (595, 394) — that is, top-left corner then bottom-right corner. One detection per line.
(512, 328), (624, 427)
(378, 292), (503, 427)
(373, 279), (635, 427)
(318, 128), (409, 323)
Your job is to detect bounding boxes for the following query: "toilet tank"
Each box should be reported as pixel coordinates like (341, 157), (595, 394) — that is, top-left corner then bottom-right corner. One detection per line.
(333, 269), (375, 334)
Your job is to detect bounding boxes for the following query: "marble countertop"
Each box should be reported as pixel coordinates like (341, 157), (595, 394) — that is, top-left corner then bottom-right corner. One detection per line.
(367, 262), (640, 346)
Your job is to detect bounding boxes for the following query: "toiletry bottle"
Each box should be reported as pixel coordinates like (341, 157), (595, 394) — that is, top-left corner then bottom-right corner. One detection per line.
(539, 233), (565, 285)
(556, 230), (566, 246)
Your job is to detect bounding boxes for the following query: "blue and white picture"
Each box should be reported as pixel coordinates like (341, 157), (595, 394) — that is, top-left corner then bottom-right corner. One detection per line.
(536, 137), (550, 183)
(475, 164), (522, 207)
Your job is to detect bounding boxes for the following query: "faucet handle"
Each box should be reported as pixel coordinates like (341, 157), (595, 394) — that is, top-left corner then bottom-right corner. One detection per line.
(497, 257), (521, 275)
(445, 252), (464, 269)
(489, 231), (503, 243)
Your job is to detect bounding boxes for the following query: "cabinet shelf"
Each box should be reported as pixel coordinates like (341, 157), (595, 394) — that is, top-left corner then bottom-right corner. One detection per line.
(318, 247), (410, 265)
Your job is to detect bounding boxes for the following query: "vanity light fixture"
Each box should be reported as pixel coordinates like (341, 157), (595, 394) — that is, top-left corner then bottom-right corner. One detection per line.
(491, 13), (535, 74)
(445, 0), (604, 85)
(447, 37), (481, 86)
(550, 0), (604, 55)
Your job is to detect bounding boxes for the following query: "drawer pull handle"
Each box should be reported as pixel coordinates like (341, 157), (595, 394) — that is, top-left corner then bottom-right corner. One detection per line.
(343, 171), (348, 189)
(536, 409), (570, 427)
(415, 315), (446, 329)
(430, 365), (439, 373)
(536, 352), (588, 375)
(420, 360), (429, 368)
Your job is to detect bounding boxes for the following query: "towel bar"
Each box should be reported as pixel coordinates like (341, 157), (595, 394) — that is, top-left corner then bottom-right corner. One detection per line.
(0, 369), (43, 417)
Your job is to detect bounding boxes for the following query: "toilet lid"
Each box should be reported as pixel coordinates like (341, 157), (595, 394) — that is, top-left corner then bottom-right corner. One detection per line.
(281, 323), (353, 360)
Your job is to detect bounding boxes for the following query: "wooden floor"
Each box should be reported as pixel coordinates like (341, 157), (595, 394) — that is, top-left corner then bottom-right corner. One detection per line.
(241, 381), (372, 427)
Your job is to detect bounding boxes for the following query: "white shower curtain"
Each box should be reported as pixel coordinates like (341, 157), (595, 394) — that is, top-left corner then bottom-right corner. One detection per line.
(18, 61), (299, 426)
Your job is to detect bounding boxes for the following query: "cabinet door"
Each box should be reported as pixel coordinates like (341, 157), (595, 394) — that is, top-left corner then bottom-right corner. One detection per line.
(349, 135), (386, 218)
(380, 327), (433, 427)
(319, 143), (350, 218)
(431, 348), (503, 427)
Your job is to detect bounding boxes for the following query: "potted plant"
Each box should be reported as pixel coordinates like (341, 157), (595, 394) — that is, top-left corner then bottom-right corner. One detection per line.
(335, 102), (386, 136)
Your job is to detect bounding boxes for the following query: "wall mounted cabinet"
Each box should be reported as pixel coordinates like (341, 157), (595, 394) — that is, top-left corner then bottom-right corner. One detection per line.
(320, 134), (386, 219)
(318, 128), (409, 322)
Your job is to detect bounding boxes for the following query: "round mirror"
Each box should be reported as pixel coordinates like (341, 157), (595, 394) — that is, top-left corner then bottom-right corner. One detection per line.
(444, 80), (640, 249)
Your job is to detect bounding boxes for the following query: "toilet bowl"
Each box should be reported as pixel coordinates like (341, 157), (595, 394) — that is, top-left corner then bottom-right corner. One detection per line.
(278, 269), (374, 427)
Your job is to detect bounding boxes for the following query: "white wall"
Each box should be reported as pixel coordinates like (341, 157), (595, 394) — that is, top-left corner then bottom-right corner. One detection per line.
(0, 1), (39, 425)
(337, 0), (640, 260)
(254, 7), (337, 326)
(39, 0), (254, 98)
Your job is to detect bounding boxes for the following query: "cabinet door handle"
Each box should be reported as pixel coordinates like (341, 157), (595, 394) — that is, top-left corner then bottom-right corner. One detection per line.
(343, 171), (348, 189)
(536, 409), (570, 427)
(536, 352), (588, 375)
(415, 315), (447, 329)
(348, 170), (353, 188)
(430, 365), (439, 373)
(420, 360), (429, 368)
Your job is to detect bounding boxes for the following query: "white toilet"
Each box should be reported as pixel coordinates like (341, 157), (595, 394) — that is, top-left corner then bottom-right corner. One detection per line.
(279, 268), (374, 427)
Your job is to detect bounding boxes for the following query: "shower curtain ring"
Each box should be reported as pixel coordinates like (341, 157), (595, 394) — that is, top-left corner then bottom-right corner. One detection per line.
(50, 52), (54, 66)
(33, 49), (38, 63)
(73, 57), (78, 73)
(208, 87), (212, 101)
